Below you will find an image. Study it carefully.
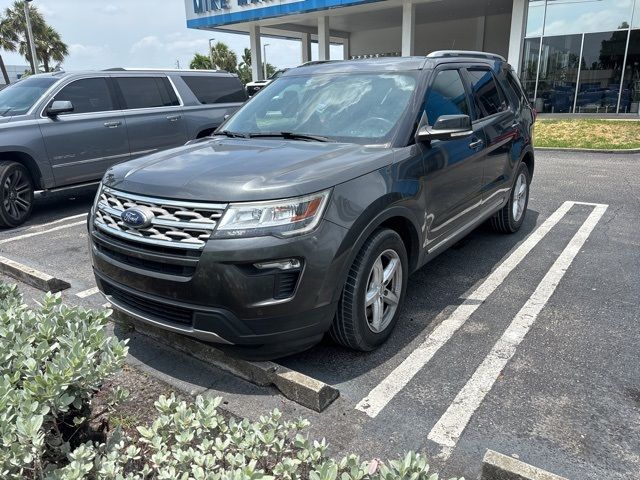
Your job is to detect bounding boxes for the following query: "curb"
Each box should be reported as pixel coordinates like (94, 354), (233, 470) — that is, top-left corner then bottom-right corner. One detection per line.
(481, 450), (568, 480)
(116, 313), (339, 412)
(536, 146), (640, 154)
(0, 255), (70, 293)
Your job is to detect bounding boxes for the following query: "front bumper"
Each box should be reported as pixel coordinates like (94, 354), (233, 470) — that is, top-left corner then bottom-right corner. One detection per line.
(91, 217), (349, 355)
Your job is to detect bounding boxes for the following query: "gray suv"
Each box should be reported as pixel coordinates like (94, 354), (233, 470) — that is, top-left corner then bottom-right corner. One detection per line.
(90, 52), (535, 359)
(0, 69), (247, 227)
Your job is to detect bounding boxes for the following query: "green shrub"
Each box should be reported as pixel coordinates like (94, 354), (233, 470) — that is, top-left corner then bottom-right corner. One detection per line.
(0, 285), (128, 478)
(0, 284), (460, 480)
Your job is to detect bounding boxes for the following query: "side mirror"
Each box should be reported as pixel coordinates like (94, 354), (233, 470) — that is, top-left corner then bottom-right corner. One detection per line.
(416, 114), (471, 142)
(46, 100), (74, 117)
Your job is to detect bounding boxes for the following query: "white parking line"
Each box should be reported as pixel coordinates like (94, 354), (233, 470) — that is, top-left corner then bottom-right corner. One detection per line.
(0, 220), (87, 245)
(356, 201), (575, 418)
(427, 203), (607, 457)
(76, 286), (99, 298)
(0, 213), (88, 236)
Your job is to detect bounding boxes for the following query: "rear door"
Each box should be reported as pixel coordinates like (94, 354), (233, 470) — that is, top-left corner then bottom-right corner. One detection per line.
(420, 67), (486, 249)
(113, 76), (188, 158)
(462, 66), (518, 206)
(38, 76), (129, 185)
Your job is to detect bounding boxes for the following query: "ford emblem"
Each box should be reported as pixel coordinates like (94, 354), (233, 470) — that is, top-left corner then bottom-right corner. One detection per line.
(121, 206), (154, 229)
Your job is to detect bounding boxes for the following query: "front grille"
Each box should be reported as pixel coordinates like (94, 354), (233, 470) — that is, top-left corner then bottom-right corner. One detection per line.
(94, 241), (196, 277)
(93, 187), (227, 251)
(103, 282), (193, 326)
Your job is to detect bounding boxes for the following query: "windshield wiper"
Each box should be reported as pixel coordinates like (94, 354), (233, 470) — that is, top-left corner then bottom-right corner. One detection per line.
(248, 132), (333, 142)
(216, 130), (249, 139)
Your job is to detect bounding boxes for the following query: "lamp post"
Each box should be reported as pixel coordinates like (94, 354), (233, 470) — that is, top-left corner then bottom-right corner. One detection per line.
(263, 43), (270, 79)
(208, 37), (215, 70)
(24, 0), (39, 74)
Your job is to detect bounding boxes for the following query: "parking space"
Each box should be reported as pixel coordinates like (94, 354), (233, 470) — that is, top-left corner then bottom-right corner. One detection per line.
(1, 151), (638, 479)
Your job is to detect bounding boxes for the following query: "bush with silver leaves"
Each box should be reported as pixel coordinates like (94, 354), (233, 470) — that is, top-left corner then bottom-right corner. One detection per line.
(0, 283), (461, 480)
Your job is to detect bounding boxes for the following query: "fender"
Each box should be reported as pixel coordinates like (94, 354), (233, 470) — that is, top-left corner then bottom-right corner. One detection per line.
(328, 200), (424, 305)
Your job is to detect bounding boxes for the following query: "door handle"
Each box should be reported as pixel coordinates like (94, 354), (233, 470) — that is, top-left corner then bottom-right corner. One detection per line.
(469, 139), (484, 149)
(167, 115), (181, 122)
(104, 121), (121, 128)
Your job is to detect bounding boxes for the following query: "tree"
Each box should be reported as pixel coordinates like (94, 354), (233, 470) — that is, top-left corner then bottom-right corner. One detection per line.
(0, 14), (19, 83)
(2, 1), (68, 73)
(210, 41), (237, 73)
(189, 52), (212, 70)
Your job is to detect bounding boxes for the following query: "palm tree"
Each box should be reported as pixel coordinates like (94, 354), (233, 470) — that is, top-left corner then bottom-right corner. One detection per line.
(241, 47), (251, 68)
(0, 15), (19, 84)
(20, 25), (67, 72)
(189, 53), (212, 70)
(210, 41), (237, 73)
(3, 1), (67, 73)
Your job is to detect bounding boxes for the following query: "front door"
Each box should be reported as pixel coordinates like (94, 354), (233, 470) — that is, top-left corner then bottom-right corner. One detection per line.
(419, 68), (486, 250)
(113, 76), (188, 158)
(463, 67), (518, 206)
(39, 77), (130, 186)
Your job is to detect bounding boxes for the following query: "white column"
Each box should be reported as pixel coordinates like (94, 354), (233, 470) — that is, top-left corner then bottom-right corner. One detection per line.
(475, 16), (486, 51)
(301, 32), (312, 64)
(318, 16), (330, 61)
(508, 0), (528, 72)
(401, 0), (415, 57)
(342, 36), (350, 60)
(249, 24), (263, 81)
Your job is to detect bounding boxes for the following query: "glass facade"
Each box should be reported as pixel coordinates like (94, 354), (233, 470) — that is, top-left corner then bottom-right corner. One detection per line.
(522, 0), (640, 113)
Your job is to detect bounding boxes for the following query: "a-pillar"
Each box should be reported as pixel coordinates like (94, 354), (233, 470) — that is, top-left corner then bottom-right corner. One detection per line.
(249, 24), (263, 81)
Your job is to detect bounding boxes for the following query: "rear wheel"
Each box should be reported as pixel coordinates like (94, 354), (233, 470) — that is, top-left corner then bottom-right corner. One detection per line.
(0, 161), (34, 228)
(330, 228), (408, 351)
(490, 162), (530, 234)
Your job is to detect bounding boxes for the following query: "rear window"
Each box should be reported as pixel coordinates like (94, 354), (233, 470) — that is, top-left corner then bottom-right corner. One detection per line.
(467, 68), (509, 118)
(115, 77), (179, 109)
(181, 75), (247, 104)
(504, 71), (529, 108)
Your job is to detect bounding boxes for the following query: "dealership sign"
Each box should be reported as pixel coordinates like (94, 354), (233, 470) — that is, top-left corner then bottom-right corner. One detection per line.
(185, 0), (381, 27)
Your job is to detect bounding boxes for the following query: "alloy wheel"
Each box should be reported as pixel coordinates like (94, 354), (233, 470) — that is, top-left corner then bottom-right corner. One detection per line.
(364, 248), (403, 333)
(3, 169), (32, 222)
(512, 172), (528, 222)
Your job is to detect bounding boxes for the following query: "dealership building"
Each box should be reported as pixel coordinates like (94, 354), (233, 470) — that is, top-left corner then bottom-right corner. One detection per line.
(185, 0), (640, 114)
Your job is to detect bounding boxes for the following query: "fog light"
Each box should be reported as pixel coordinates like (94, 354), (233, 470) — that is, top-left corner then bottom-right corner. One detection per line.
(254, 258), (301, 270)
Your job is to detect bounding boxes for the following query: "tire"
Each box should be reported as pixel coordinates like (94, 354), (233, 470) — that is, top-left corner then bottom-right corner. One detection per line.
(490, 162), (530, 234)
(330, 228), (408, 351)
(0, 161), (34, 228)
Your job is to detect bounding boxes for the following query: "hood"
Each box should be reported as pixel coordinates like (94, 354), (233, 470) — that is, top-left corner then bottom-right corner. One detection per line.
(104, 137), (393, 202)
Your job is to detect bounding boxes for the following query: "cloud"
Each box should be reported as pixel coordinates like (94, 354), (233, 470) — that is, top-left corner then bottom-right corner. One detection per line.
(130, 36), (163, 53)
(98, 4), (125, 15)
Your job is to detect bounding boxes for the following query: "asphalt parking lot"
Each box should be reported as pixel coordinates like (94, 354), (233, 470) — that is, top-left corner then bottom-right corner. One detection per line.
(1, 150), (638, 479)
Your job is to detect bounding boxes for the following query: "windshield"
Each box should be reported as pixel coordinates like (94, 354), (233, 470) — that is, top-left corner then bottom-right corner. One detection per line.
(222, 72), (418, 144)
(0, 76), (58, 117)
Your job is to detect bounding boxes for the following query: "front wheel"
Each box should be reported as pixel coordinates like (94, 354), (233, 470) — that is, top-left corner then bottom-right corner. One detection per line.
(490, 162), (530, 234)
(0, 161), (34, 228)
(330, 228), (408, 351)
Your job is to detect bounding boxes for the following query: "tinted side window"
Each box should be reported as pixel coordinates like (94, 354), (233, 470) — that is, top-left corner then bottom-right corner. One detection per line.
(181, 76), (247, 104)
(115, 77), (180, 109)
(52, 78), (114, 114)
(504, 71), (528, 108)
(425, 70), (469, 125)
(467, 69), (508, 118)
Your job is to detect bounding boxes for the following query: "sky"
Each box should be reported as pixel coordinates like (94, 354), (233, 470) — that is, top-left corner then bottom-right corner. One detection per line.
(0, 0), (343, 72)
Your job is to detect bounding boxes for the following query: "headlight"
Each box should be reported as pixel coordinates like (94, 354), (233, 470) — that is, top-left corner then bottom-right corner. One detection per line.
(214, 190), (331, 238)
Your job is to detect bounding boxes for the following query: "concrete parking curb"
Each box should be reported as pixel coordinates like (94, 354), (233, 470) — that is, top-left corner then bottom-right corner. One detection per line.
(481, 450), (568, 480)
(118, 314), (339, 412)
(0, 255), (70, 293)
(536, 146), (640, 154)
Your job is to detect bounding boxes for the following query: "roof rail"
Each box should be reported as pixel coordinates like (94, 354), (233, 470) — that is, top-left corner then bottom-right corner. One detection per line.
(427, 50), (506, 62)
(103, 67), (228, 73)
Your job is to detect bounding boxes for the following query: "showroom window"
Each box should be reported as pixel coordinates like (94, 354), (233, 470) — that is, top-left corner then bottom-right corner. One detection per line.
(522, 0), (640, 114)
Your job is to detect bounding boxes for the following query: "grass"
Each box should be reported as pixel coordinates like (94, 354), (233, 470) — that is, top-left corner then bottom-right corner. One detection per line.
(534, 119), (640, 150)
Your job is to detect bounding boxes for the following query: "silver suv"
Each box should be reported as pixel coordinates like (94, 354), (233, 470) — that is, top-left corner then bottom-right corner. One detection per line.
(0, 69), (247, 227)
